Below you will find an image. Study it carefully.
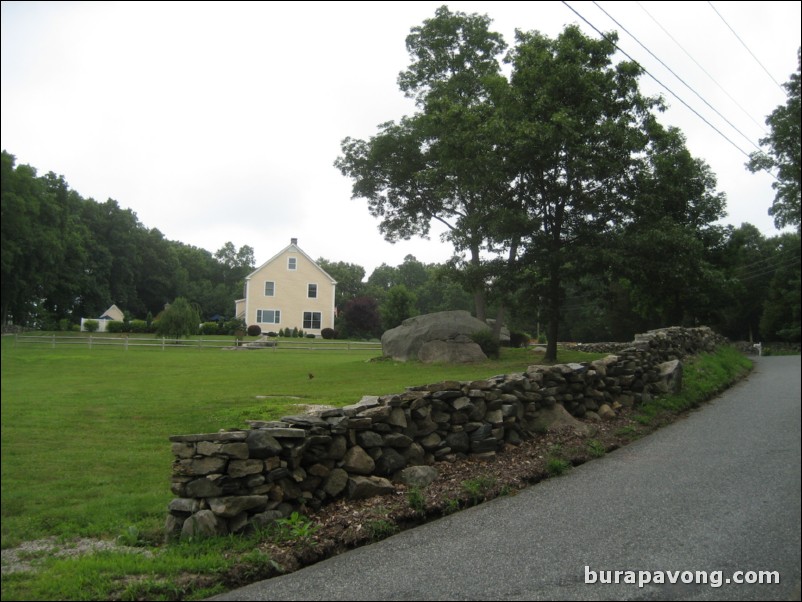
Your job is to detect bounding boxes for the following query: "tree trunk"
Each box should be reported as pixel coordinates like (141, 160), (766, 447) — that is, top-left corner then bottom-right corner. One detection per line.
(469, 243), (487, 321)
(492, 303), (505, 341)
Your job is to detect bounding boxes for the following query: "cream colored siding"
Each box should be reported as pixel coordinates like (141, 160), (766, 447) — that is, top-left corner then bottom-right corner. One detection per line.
(240, 242), (336, 336)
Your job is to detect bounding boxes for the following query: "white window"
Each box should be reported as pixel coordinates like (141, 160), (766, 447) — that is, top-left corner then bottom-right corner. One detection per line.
(288, 257), (297, 270)
(257, 309), (281, 324)
(308, 283), (317, 298)
(303, 311), (321, 330)
(264, 281), (275, 296)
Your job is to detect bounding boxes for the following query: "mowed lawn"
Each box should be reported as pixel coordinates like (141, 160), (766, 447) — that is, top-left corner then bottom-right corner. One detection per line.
(1, 335), (587, 548)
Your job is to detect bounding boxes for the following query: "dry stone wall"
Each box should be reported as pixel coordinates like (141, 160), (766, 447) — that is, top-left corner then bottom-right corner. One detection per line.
(166, 326), (725, 539)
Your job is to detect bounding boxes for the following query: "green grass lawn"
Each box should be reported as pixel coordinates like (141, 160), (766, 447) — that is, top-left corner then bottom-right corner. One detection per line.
(1, 334), (599, 548)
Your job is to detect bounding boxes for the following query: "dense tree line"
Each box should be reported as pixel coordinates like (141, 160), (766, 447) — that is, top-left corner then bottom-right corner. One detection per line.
(1, 150), (254, 328)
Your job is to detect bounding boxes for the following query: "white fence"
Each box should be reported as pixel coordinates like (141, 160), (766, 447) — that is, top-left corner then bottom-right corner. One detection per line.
(12, 334), (383, 352)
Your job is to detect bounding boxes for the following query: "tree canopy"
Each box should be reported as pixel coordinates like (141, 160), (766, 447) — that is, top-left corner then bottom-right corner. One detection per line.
(748, 48), (801, 232)
(1, 150), (254, 328)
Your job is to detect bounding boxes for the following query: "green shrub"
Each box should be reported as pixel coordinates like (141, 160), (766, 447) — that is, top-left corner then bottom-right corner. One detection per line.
(223, 318), (245, 336)
(471, 329), (500, 359)
(58, 318), (71, 332)
(509, 332), (530, 348)
(291, 327), (299, 338)
(321, 327), (336, 340)
(129, 319), (148, 333)
(200, 322), (219, 336)
(106, 320), (126, 334)
(247, 324), (262, 337)
(306, 333), (316, 339)
(83, 319), (99, 333)
(266, 331), (278, 338)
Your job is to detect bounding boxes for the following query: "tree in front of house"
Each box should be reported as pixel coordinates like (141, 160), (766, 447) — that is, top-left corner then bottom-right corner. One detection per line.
(154, 297), (200, 339)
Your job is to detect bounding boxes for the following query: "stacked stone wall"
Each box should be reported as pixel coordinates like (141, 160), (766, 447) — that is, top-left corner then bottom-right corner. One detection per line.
(167, 326), (725, 539)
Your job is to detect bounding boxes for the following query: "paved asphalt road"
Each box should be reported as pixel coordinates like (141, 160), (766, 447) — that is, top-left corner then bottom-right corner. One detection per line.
(211, 356), (801, 601)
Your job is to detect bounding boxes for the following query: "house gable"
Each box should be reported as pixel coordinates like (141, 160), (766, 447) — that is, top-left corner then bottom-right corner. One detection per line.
(238, 239), (337, 334)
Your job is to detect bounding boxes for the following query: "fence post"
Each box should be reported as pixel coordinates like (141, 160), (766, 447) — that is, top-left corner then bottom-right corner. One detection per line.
(52, 334), (56, 349)
(124, 336), (128, 351)
(162, 336), (165, 350)
(88, 335), (92, 350)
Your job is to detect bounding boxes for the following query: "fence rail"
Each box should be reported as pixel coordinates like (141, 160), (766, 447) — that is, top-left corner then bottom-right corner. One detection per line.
(12, 334), (383, 352)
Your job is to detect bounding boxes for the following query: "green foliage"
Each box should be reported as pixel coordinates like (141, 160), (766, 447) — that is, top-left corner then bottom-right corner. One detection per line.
(129, 319), (148, 333)
(273, 512), (318, 543)
(471, 329), (500, 359)
(247, 324), (262, 337)
(291, 327), (299, 338)
(57, 319), (71, 332)
(200, 322), (219, 336)
(461, 475), (496, 505)
(508, 332), (530, 348)
(83, 320), (99, 333)
(106, 320), (126, 334)
(154, 298), (200, 339)
(546, 457), (571, 476)
(380, 284), (418, 330)
(222, 318), (245, 336)
(586, 439), (606, 458)
(366, 519), (399, 541)
(407, 487), (426, 514)
(748, 49), (801, 231)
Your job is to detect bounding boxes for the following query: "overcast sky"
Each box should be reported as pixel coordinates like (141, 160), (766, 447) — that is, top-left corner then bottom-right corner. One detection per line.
(2, 1), (800, 278)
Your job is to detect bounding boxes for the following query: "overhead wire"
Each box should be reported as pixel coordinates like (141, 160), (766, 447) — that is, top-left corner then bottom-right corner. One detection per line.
(560, 1), (778, 179)
(634, 0), (768, 134)
(592, 0), (762, 152)
(707, 1), (786, 92)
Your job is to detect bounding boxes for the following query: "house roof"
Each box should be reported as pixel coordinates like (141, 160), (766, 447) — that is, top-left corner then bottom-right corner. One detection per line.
(245, 238), (337, 284)
(99, 304), (124, 321)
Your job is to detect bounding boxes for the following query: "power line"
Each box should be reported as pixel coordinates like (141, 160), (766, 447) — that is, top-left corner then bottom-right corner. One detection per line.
(634, 0), (768, 135)
(707, 1), (785, 92)
(560, 1), (776, 177)
(592, 1), (761, 153)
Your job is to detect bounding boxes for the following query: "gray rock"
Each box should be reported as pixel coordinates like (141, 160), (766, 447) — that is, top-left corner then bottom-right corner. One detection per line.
(185, 477), (224, 498)
(227, 459), (264, 478)
(341, 445), (375, 474)
(169, 498), (201, 514)
(180, 510), (228, 539)
(445, 432), (470, 453)
(246, 430), (283, 458)
(208, 495), (268, 518)
(323, 468), (349, 497)
(381, 310), (491, 362)
(418, 338), (487, 364)
(356, 430), (384, 448)
(658, 359), (683, 394)
(346, 476), (395, 500)
(375, 448), (407, 475)
(397, 465), (439, 488)
(383, 432), (414, 448)
(527, 403), (595, 436)
(173, 456), (227, 477)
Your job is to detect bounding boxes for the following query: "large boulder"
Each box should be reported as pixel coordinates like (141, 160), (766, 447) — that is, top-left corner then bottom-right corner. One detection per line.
(381, 311), (489, 362)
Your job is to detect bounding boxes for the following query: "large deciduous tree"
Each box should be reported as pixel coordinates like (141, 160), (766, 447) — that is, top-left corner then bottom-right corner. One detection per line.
(748, 48), (801, 232)
(503, 26), (660, 360)
(336, 6), (509, 321)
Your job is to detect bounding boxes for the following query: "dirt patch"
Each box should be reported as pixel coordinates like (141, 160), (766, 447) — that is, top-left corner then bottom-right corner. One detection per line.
(1, 537), (152, 575)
